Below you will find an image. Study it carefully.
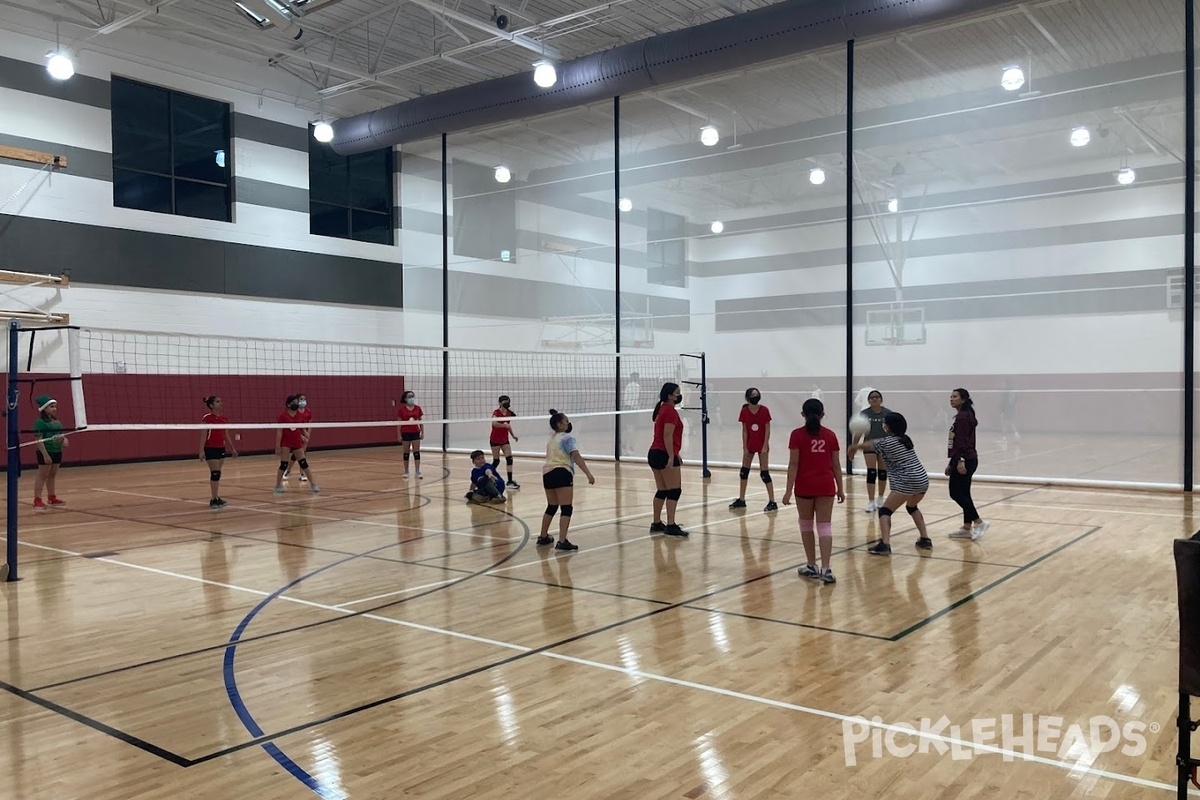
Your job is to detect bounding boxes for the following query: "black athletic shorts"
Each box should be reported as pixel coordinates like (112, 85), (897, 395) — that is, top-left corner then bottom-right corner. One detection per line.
(204, 447), (227, 461)
(542, 467), (573, 490)
(400, 432), (422, 442)
(36, 450), (62, 466)
(647, 448), (680, 470)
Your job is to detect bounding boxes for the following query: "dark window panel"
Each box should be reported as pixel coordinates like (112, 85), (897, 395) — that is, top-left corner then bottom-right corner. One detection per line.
(173, 92), (230, 183)
(111, 79), (171, 174)
(309, 142), (351, 207)
(351, 209), (393, 245)
(310, 202), (350, 239)
(175, 180), (231, 222)
(113, 170), (172, 214)
(349, 150), (391, 213)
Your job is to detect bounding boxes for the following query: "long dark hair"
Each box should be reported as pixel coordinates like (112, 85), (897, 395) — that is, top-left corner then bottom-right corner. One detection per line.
(744, 387), (760, 408)
(801, 398), (824, 435)
(884, 411), (913, 450)
(653, 382), (679, 421)
(549, 409), (567, 431)
(203, 395), (218, 409)
(954, 387), (975, 417)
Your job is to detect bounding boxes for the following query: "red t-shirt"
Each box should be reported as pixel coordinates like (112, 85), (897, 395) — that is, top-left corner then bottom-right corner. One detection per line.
(738, 404), (772, 453)
(397, 404), (424, 434)
(202, 413), (226, 448)
(788, 425), (840, 497)
(651, 403), (683, 455)
(490, 408), (514, 444)
(279, 410), (305, 450)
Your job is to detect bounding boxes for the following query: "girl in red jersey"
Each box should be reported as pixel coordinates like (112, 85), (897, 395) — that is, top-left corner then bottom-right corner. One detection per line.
(199, 396), (238, 509)
(282, 392), (312, 483)
(730, 387), (777, 512)
(647, 382), (688, 537)
(490, 394), (520, 489)
(782, 398), (844, 584)
(275, 394), (318, 494)
(397, 390), (424, 479)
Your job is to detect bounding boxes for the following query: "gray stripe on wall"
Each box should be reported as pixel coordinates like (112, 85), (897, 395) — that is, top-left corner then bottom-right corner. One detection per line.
(0, 133), (112, 182)
(0, 214), (402, 308)
(0, 55), (110, 109)
(232, 113), (309, 152)
(234, 177), (308, 213)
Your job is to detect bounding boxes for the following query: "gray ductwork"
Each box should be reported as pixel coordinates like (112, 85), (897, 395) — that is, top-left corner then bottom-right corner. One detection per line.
(331, 0), (1017, 154)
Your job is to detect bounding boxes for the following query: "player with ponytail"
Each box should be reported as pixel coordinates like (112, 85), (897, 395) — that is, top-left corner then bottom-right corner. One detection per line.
(647, 382), (688, 537)
(199, 396), (237, 509)
(782, 398), (844, 583)
(848, 411), (932, 555)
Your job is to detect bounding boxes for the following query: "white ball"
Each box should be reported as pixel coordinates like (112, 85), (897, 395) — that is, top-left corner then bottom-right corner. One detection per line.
(848, 415), (871, 435)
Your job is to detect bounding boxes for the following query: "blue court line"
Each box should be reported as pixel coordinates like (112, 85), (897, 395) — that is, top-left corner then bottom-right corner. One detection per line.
(223, 514), (529, 799)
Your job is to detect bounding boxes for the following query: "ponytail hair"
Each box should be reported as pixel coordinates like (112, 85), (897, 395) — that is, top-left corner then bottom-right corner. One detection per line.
(954, 387), (975, 417)
(883, 412), (913, 450)
(653, 382), (679, 421)
(549, 409), (567, 431)
(802, 398), (824, 435)
(203, 396), (217, 408)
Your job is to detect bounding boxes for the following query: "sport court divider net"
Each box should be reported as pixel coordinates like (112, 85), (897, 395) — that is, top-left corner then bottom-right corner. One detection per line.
(14, 327), (690, 460)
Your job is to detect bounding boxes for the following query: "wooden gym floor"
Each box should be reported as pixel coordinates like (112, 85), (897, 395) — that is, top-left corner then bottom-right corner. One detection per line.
(0, 448), (1192, 799)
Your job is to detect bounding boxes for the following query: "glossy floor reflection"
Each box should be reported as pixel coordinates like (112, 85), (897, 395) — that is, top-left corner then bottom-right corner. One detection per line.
(0, 449), (1190, 799)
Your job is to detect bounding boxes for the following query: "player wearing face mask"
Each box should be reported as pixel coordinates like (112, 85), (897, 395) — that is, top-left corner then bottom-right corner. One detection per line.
(397, 390), (424, 479)
(489, 395), (521, 489)
(730, 387), (777, 513)
(275, 395), (319, 493)
(647, 382), (688, 538)
(282, 393), (312, 482)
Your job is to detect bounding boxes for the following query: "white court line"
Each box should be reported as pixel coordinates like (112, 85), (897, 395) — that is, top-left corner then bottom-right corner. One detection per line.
(21, 518), (132, 533)
(992, 500), (1192, 520)
(5, 534), (1187, 797)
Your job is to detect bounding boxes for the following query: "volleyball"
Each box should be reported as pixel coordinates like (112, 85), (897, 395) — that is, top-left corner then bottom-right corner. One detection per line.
(848, 415), (871, 436)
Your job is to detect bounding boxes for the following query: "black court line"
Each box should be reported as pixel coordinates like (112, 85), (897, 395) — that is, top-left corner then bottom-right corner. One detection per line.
(680, 605), (894, 640)
(888, 525), (1103, 641)
(847, 547), (1025, 570)
(0, 678), (191, 767)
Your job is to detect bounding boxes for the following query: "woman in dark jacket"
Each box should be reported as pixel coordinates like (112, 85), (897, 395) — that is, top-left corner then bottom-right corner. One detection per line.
(946, 388), (989, 540)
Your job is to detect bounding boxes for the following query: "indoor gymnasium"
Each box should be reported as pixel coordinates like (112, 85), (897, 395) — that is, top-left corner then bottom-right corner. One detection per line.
(1, 0), (1198, 797)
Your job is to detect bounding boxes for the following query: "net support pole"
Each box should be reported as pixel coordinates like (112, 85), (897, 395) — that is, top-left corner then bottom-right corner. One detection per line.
(699, 351), (709, 478)
(845, 37), (856, 477)
(613, 94), (622, 463)
(5, 319), (20, 582)
(1184, 0), (1195, 492)
(441, 132), (450, 453)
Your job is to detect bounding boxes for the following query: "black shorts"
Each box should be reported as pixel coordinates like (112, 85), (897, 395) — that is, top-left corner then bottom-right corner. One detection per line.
(204, 447), (227, 461)
(489, 441), (508, 449)
(542, 467), (573, 490)
(647, 448), (680, 470)
(400, 432), (422, 442)
(36, 450), (62, 466)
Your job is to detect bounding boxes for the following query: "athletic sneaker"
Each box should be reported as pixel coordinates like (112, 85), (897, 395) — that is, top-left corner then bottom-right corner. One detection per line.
(536, 536), (555, 546)
(820, 568), (837, 584)
(868, 541), (892, 556)
(663, 524), (689, 538)
(508, 481), (521, 490)
(209, 498), (225, 509)
(948, 527), (974, 539)
(729, 498), (747, 509)
(864, 501), (877, 513)
(490, 495), (506, 504)
(555, 539), (579, 552)
(402, 472), (409, 480)
(274, 486), (285, 494)
(764, 501), (779, 512)
(310, 484), (320, 494)
(649, 521), (666, 533)
(281, 472), (290, 481)
(972, 520), (990, 540)
(300, 475), (309, 483)
(32, 498), (45, 510)
(416, 470), (423, 479)
(48, 496), (65, 507)
(798, 563), (821, 579)
(915, 537), (933, 550)
(465, 492), (475, 501)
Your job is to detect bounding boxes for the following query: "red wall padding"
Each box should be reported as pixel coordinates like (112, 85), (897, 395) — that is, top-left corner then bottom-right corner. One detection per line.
(17, 373), (404, 466)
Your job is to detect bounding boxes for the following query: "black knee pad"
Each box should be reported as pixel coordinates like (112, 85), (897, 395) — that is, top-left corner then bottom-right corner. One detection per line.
(878, 470), (888, 483)
(666, 487), (682, 501)
(877, 506), (894, 518)
(739, 467), (750, 480)
(403, 453), (410, 461)
(413, 453), (421, 461)
(561, 504), (573, 518)
(866, 468), (877, 485)
(279, 461), (289, 472)
(297, 458), (309, 470)
(760, 470), (772, 484)
(505, 456), (513, 466)
(492, 459), (500, 469)
(906, 505), (920, 516)
(654, 489), (669, 500)
(544, 504), (559, 517)
(210, 470), (221, 482)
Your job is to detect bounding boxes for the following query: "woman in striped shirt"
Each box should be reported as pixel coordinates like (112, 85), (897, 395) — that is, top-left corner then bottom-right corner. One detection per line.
(848, 412), (932, 555)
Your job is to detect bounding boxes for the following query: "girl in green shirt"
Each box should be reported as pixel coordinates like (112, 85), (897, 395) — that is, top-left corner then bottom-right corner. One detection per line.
(32, 395), (67, 509)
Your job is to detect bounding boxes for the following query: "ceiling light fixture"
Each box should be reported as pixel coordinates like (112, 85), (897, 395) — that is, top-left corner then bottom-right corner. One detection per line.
(710, 220), (724, 234)
(809, 167), (826, 185)
(533, 61), (557, 88)
(312, 121), (334, 143)
(494, 165), (512, 183)
(1070, 126), (1091, 147)
(887, 198), (899, 213)
(700, 125), (719, 147)
(46, 52), (74, 81)
(1001, 66), (1025, 91)
(1117, 167), (1136, 185)
(618, 197), (632, 213)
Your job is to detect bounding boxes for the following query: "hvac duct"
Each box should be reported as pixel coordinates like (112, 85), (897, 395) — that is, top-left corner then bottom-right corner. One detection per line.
(331, 0), (1019, 154)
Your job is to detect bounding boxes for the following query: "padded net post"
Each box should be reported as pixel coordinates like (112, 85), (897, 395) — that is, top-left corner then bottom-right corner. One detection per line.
(67, 327), (86, 429)
(1174, 534), (1200, 796)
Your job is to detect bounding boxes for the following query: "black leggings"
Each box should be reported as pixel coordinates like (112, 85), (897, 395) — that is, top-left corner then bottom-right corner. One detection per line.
(948, 459), (980, 525)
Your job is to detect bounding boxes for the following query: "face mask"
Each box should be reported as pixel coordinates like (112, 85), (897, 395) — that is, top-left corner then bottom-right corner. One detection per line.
(405, 398), (415, 406)
(749, 395), (760, 405)
(288, 403), (299, 411)
(674, 394), (683, 405)
(501, 402), (510, 409)
(298, 400), (307, 409)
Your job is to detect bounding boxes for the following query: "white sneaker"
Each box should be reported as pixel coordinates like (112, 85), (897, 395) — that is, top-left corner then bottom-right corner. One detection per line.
(864, 501), (876, 513)
(402, 472), (409, 480)
(948, 527), (973, 539)
(310, 483), (320, 494)
(281, 472), (290, 481)
(300, 475), (309, 483)
(971, 521), (989, 540)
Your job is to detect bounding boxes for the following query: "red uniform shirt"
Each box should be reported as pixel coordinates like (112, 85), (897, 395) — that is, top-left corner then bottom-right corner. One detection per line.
(397, 404), (424, 434)
(738, 404), (772, 454)
(279, 410), (305, 449)
(490, 408), (514, 445)
(651, 403), (683, 455)
(788, 425), (840, 497)
(202, 413), (227, 448)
